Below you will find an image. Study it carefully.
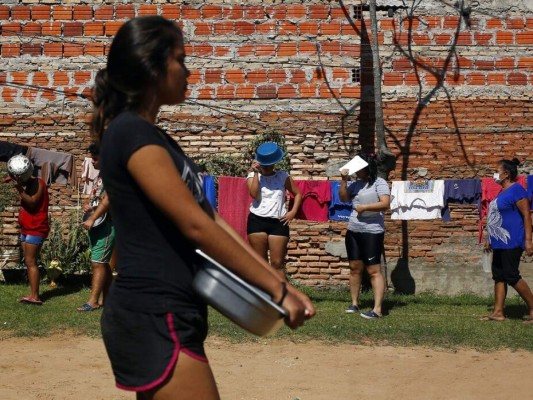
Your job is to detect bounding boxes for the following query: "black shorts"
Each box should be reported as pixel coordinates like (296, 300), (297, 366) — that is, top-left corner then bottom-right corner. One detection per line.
(247, 212), (289, 237)
(345, 230), (384, 266)
(101, 303), (208, 392)
(492, 248), (523, 286)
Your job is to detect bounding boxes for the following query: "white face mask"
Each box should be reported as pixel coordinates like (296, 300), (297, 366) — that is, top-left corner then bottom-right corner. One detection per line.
(493, 172), (502, 184)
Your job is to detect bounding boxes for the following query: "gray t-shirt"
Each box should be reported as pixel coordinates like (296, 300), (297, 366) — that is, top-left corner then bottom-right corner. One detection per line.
(346, 177), (390, 234)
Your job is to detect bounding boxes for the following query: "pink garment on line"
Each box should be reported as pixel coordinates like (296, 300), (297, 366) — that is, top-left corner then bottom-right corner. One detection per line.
(81, 157), (100, 195)
(290, 180), (331, 222)
(478, 176), (527, 243)
(217, 176), (252, 239)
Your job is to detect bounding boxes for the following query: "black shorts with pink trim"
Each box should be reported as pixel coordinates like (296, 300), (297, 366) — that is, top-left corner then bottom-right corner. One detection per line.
(101, 303), (209, 392)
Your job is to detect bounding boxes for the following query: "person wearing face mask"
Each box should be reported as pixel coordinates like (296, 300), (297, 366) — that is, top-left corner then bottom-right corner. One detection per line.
(6, 154), (49, 305)
(482, 158), (533, 324)
(246, 142), (302, 281)
(339, 153), (391, 319)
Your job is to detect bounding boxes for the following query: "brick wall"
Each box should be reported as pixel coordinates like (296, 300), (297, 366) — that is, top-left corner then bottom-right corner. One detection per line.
(1, 1), (532, 293)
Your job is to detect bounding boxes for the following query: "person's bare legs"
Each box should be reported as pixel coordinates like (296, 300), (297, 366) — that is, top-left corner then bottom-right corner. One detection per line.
(83, 261), (112, 309)
(512, 279), (533, 321)
(268, 235), (289, 281)
(481, 281), (507, 321)
(366, 263), (385, 316)
(139, 352), (220, 400)
(247, 232), (269, 261)
(21, 241), (42, 301)
(348, 260), (364, 307)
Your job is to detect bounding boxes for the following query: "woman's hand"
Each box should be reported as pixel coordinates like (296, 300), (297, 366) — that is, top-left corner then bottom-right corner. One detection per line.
(279, 284), (316, 329)
(340, 169), (350, 180)
(82, 203), (93, 213)
(280, 210), (297, 225)
(484, 240), (491, 252)
(251, 160), (261, 173)
(82, 218), (94, 231)
(355, 204), (366, 213)
(525, 240), (533, 257)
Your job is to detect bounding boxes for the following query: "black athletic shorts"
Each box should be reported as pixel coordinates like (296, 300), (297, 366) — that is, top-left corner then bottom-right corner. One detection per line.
(247, 212), (289, 237)
(492, 247), (523, 286)
(101, 302), (208, 392)
(345, 230), (384, 266)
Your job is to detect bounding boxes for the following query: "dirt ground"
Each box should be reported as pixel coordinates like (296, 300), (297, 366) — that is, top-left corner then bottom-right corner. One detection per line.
(0, 335), (531, 400)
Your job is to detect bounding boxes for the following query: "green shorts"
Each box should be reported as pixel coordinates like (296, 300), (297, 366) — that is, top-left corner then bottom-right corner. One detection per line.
(89, 221), (115, 263)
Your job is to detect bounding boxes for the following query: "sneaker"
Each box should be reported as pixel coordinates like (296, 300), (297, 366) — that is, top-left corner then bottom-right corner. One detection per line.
(345, 304), (360, 314)
(360, 310), (382, 319)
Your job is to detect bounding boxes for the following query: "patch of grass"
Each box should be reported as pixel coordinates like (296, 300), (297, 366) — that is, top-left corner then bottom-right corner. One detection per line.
(1, 283), (532, 351)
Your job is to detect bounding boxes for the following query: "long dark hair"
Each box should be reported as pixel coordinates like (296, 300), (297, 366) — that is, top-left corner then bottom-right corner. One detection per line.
(499, 158), (520, 181)
(90, 16), (183, 142)
(358, 152), (378, 186)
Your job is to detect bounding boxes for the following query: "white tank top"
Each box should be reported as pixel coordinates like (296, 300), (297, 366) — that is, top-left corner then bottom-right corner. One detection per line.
(247, 171), (289, 218)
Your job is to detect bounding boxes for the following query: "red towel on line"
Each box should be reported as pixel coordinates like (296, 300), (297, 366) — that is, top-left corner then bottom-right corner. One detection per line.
(290, 180), (331, 222)
(218, 176), (252, 239)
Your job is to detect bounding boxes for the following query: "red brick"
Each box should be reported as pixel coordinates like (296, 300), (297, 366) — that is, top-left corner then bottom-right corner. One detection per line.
(424, 16), (442, 29)
(12, 6), (31, 20)
(487, 73), (506, 85)
(455, 57), (473, 69)
(41, 22), (62, 35)
(496, 58), (515, 69)
(506, 18), (525, 29)
(215, 85), (235, 99)
(299, 21), (319, 35)
(192, 43), (213, 56)
(412, 33), (432, 45)
(268, 69), (287, 83)
(138, 5), (157, 16)
(2, 23), (22, 36)
(257, 85), (277, 99)
(1, 43), (20, 57)
(495, 31), (514, 44)
(73, 71), (91, 85)
(474, 32), (492, 45)
(94, 6), (114, 20)
(181, 6), (201, 19)
(255, 21), (276, 34)
(380, 19), (395, 30)
(466, 73), (486, 85)
(2, 87), (18, 102)
(516, 32), (533, 45)
(115, 5), (135, 19)
(299, 83), (318, 97)
(21, 43), (41, 56)
(255, 44), (275, 57)
(518, 57), (533, 70)
(11, 72), (29, 85)
(455, 32), (472, 45)
(223, 6), (243, 19)
(445, 73), (464, 85)
(53, 72), (70, 86)
(84, 43), (104, 56)
(287, 5), (306, 18)
(425, 74), (441, 86)
(63, 43), (83, 57)
(508, 72), (527, 85)
(393, 31), (410, 45)
(43, 43), (62, 56)
(486, 19), (504, 29)
(320, 41), (341, 55)
(404, 73), (420, 86)
(309, 5), (329, 19)
(84, 22), (104, 36)
(393, 59), (412, 72)
(214, 22), (233, 35)
(0, 6), (9, 20)
(330, 7), (347, 19)
(31, 5), (51, 20)
(341, 43), (360, 57)
(105, 21), (123, 36)
(402, 17), (420, 30)
(202, 5), (222, 19)
(475, 60), (495, 70)
(320, 22), (341, 35)
(236, 85), (255, 99)
(214, 46), (230, 57)
(243, 5), (264, 19)
(434, 33), (452, 45)
(53, 6), (73, 20)
(318, 83), (335, 98)
(290, 70), (307, 84)
(225, 70), (246, 84)
(332, 68), (349, 81)
(246, 70), (268, 83)
(187, 70), (201, 84)
(41, 89), (56, 101)
(383, 73), (403, 86)
(268, 5), (286, 19)
(443, 16), (460, 29)
(194, 22), (212, 36)
(63, 22), (83, 36)
(32, 72), (49, 86)
(277, 43), (297, 56)
(73, 6), (92, 20)
(299, 42), (317, 55)
(235, 21), (255, 35)
(205, 70), (223, 84)
(197, 87), (214, 99)
(237, 44), (254, 56)
(278, 21), (298, 35)
(278, 84), (297, 98)
(22, 23), (41, 36)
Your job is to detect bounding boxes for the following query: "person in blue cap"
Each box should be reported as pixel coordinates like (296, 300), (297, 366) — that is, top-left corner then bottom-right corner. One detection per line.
(246, 142), (302, 281)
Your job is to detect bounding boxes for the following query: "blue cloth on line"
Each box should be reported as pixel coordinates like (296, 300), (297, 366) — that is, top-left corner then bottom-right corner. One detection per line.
(203, 175), (217, 210)
(328, 181), (352, 221)
(442, 179), (481, 222)
(527, 175), (533, 211)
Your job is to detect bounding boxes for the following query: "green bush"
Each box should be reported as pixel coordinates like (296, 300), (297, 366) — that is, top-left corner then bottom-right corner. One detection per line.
(40, 211), (91, 275)
(0, 163), (17, 213)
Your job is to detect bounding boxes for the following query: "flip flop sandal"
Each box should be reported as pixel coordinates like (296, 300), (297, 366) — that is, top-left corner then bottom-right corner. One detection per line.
(18, 297), (43, 305)
(77, 303), (100, 312)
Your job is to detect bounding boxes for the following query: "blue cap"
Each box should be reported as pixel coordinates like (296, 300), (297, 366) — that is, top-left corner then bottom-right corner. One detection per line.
(255, 142), (284, 166)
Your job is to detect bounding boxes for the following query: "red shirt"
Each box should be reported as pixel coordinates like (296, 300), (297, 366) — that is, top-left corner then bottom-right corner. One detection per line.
(18, 178), (50, 237)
